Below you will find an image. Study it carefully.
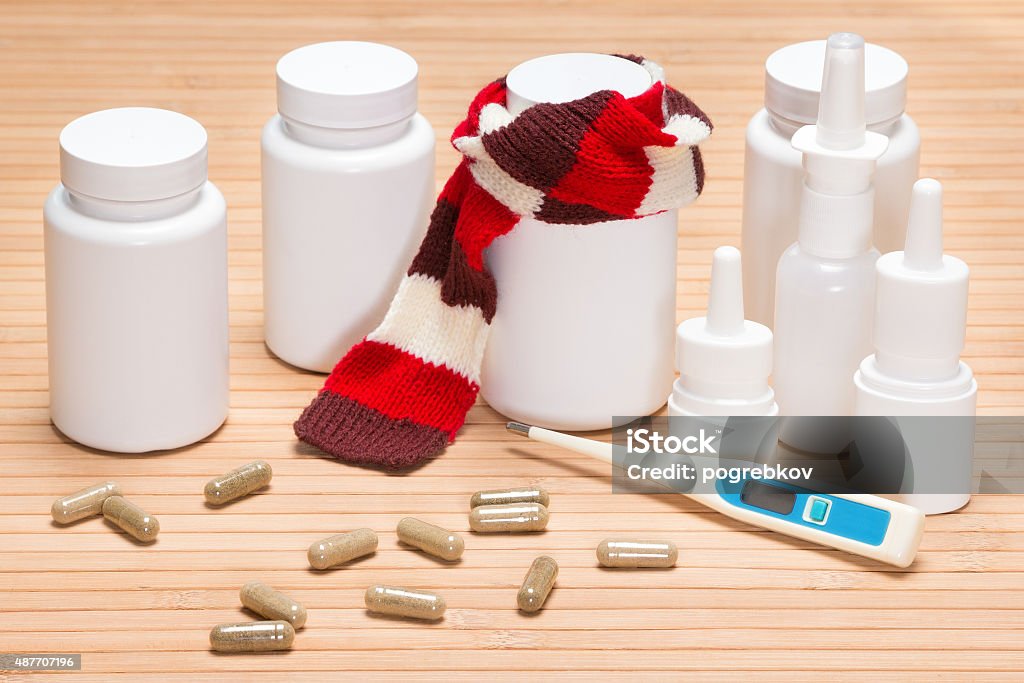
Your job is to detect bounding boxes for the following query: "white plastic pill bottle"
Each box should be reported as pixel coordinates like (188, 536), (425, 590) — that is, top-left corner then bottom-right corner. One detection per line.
(262, 41), (436, 372)
(480, 53), (678, 431)
(741, 39), (919, 328)
(44, 107), (229, 453)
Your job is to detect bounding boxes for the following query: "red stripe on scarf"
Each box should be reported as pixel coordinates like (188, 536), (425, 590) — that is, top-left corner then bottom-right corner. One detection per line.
(547, 91), (677, 217)
(321, 340), (478, 437)
(453, 182), (519, 272)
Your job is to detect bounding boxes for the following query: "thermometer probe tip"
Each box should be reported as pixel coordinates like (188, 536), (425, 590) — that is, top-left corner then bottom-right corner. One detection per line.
(506, 421), (532, 436)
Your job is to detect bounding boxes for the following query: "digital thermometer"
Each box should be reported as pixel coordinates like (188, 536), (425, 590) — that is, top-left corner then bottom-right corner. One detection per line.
(507, 422), (925, 567)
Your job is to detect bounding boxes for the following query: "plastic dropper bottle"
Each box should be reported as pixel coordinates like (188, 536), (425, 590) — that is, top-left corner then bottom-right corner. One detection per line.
(855, 179), (976, 514)
(669, 246), (777, 417)
(773, 33), (889, 416)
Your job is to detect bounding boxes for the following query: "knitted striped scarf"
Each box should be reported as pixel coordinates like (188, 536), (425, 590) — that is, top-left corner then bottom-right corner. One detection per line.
(295, 55), (712, 469)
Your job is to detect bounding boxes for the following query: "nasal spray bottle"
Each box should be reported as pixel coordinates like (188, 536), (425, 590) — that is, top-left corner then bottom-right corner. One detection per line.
(855, 179), (976, 514)
(668, 246), (777, 417)
(773, 33), (889, 415)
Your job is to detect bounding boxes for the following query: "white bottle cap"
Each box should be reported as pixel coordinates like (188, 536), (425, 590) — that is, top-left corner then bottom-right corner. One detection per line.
(874, 179), (970, 381)
(506, 53), (652, 116)
(59, 107), (208, 202)
(765, 38), (907, 127)
(673, 247), (775, 414)
(276, 41), (419, 129)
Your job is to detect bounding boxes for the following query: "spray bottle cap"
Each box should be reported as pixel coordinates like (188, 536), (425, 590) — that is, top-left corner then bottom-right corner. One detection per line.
(873, 179), (970, 381)
(673, 247), (775, 414)
(791, 33), (889, 195)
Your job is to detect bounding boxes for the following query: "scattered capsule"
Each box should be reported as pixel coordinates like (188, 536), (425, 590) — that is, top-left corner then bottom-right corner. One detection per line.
(51, 481), (122, 524)
(308, 528), (378, 569)
(209, 620), (294, 653)
(469, 503), (549, 533)
(102, 496), (159, 542)
(597, 539), (678, 568)
(240, 581), (307, 629)
(517, 555), (558, 613)
(204, 460), (273, 505)
(364, 585), (446, 621)
(396, 517), (464, 562)
(470, 487), (549, 509)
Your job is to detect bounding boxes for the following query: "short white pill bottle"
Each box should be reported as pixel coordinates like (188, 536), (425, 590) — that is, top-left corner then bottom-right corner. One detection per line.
(44, 107), (229, 452)
(741, 39), (919, 328)
(262, 41), (436, 372)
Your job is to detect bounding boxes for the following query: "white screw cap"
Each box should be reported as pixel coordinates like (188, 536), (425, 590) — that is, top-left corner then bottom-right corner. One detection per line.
(676, 247), (774, 390)
(765, 38), (908, 127)
(276, 41), (419, 129)
(59, 107), (208, 202)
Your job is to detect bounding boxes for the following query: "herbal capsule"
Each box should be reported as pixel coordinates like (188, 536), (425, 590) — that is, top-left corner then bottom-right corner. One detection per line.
(308, 528), (378, 569)
(470, 487), (549, 509)
(364, 585), (446, 621)
(468, 503), (549, 533)
(51, 481), (122, 524)
(597, 539), (678, 568)
(204, 460), (272, 505)
(209, 620), (294, 652)
(396, 517), (464, 561)
(517, 555), (558, 612)
(240, 581), (307, 629)
(102, 496), (159, 542)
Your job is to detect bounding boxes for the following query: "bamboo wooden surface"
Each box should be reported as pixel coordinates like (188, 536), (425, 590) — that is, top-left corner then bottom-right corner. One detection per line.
(1, 0), (1023, 679)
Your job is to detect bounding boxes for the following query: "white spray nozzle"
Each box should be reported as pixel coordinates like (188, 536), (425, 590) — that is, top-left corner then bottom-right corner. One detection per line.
(903, 178), (945, 270)
(791, 32), (888, 252)
(815, 32), (867, 150)
(705, 246), (745, 336)
(791, 32), (888, 198)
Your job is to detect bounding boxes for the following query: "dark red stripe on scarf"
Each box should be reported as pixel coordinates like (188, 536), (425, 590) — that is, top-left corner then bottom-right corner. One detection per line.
(295, 392), (449, 470)
(480, 92), (616, 193)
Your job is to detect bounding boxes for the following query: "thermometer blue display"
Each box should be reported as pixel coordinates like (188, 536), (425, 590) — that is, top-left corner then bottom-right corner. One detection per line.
(717, 477), (891, 547)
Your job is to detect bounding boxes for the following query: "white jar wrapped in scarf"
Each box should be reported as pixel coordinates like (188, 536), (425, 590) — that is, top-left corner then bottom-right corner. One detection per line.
(481, 53), (711, 430)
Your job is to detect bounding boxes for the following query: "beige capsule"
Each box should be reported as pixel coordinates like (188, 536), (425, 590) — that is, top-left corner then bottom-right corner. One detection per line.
(204, 460), (273, 505)
(102, 496), (159, 542)
(396, 517), (464, 561)
(596, 539), (678, 568)
(240, 581), (307, 629)
(51, 481), (122, 524)
(517, 555), (558, 612)
(308, 528), (378, 569)
(209, 620), (295, 653)
(468, 503), (549, 533)
(364, 585), (446, 621)
(470, 487), (549, 509)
